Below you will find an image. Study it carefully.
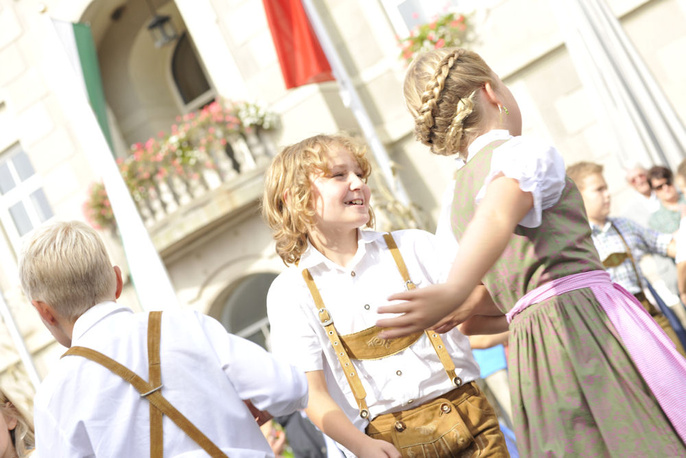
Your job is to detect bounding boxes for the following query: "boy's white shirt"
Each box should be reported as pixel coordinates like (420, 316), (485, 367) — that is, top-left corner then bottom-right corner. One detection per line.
(267, 229), (480, 456)
(34, 301), (308, 458)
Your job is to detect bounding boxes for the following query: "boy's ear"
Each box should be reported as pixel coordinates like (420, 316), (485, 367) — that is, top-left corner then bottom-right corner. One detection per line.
(31, 300), (59, 326)
(114, 266), (123, 299)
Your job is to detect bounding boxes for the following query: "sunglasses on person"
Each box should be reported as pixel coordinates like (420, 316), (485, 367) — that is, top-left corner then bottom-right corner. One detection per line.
(651, 179), (673, 191)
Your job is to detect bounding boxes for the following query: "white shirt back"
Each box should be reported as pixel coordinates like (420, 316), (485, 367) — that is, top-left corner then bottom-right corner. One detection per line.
(34, 302), (308, 457)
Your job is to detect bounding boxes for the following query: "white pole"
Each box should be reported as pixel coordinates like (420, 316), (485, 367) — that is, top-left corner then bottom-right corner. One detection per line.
(43, 16), (179, 311)
(300, 0), (410, 206)
(0, 291), (41, 391)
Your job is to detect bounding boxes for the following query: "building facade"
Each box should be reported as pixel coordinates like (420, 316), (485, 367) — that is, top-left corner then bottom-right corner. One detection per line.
(1, 0), (686, 398)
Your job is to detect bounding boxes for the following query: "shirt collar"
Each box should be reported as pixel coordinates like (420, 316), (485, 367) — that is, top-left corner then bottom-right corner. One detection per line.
(590, 220), (612, 236)
(466, 130), (512, 162)
(71, 301), (133, 343)
(298, 229), (385, 271)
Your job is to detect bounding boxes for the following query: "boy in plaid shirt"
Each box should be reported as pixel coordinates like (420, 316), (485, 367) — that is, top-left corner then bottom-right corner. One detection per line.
(567, 161), (684, 356)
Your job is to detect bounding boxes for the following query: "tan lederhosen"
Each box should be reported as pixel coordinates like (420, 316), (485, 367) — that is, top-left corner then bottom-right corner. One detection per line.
(63, 311), (228, 458)
(301, 233), (464, 420)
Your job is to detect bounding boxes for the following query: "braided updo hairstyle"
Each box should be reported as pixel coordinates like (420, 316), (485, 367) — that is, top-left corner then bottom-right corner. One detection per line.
(403, 48), (495, 158)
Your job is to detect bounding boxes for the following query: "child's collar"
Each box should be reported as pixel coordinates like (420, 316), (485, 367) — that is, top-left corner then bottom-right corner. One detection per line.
(466, 130), (511, 163)
(299, 230), (384, 271)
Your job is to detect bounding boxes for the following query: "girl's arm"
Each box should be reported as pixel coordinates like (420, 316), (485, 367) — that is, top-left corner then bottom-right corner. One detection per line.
(377, 175), (533, 338)
(305, 371), (401, 458)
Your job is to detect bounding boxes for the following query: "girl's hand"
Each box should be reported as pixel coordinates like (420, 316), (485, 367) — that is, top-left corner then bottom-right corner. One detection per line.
(376, 283), (467, 339)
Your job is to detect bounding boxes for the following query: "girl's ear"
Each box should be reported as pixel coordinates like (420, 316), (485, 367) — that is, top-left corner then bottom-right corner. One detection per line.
(3, 406), (17, 431)
(482, 81), (501, 106)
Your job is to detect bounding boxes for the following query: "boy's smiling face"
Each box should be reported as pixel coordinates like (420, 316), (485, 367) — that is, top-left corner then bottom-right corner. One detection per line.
(310, 145), (371, 236)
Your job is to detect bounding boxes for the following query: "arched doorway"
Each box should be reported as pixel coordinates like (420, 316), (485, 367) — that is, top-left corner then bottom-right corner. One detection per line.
(219, 273), (277, 351)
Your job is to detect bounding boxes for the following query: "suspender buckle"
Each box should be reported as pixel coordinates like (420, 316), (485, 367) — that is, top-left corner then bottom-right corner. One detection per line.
(318, 308), (333, 327)
(141, 384), (164, 397)
(404, 280), (415, 290)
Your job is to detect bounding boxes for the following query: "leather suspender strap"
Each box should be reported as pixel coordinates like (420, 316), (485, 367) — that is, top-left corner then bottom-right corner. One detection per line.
(63, 312), (228, 458)
(382, 233), (462, 387)
(302, 268), (371, 419)
(147, 311), (164, 458)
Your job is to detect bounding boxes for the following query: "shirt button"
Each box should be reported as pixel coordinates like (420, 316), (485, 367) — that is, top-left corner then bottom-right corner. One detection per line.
(407, 399), (414, 404)
(396, 370), (402, 376)
(351, 271), (356, 277)
(364, 304), (370, 310)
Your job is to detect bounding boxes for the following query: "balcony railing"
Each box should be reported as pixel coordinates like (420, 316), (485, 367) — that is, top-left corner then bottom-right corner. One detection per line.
(134, 129), (275, 228)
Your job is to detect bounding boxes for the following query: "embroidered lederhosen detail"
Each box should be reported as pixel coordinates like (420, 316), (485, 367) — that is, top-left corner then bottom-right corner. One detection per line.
(63, 311), (228, 458)
(301, 233), (462, 419)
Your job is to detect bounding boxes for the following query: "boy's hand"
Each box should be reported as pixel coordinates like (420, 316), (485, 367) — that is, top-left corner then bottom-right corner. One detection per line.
(356, 437), (402, 458)
(376, 283), (467, 339)
(430, 285), (500, 334)
(243, 399), (272, 426)
(459, 315), (509, 336)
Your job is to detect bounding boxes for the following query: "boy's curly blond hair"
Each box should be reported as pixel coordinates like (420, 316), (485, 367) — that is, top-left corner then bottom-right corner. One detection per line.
(262, 134), (375, 265)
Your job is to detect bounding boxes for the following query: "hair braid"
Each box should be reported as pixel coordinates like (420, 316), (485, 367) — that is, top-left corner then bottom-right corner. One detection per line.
(415, 49), (465, 146)
(444, 90), (476, 155)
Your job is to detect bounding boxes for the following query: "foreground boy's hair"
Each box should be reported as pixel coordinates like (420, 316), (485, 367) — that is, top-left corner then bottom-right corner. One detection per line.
(18, 220), (115, 321)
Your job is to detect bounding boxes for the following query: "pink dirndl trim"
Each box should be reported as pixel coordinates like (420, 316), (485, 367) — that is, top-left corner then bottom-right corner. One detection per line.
(506, 270), (686, 442)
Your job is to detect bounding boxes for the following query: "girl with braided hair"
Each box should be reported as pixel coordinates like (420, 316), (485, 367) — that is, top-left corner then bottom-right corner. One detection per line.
(376, 47), (686, 456)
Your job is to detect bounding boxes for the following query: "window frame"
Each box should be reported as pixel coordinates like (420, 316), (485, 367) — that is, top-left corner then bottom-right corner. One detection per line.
(0, 143), (54, 248)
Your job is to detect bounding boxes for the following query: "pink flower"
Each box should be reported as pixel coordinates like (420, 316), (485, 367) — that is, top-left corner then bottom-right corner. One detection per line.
(411, 12), (419, 19)
(435, 38), (445, 48)
(429, 21), (437, 30)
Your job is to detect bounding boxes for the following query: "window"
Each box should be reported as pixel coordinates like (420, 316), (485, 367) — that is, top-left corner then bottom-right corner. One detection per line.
(220, 273), (277, 351)
(171, 33), (215, 113)
(0, 145), (54, 244)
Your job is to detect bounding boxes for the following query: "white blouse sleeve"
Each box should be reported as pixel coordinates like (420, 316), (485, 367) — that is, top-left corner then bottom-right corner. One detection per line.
(475, 136), (566, 228)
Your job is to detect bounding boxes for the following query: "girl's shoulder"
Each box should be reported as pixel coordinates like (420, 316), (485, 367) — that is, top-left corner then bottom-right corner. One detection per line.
(498, 135), (562, 161)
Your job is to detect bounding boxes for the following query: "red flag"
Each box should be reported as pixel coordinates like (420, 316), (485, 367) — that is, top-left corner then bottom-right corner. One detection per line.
(262, 0), (334, 89)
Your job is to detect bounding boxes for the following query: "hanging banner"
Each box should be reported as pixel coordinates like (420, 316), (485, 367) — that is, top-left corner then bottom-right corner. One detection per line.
(262, 0), (334, 89)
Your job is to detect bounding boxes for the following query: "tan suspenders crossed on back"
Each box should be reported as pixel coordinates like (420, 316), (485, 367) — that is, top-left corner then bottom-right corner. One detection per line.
(63, 311), (228, 458)
(302, 233), (462, 420)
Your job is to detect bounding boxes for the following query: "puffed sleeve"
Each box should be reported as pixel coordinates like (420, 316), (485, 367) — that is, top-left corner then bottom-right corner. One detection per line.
(475, 136), (566, 228)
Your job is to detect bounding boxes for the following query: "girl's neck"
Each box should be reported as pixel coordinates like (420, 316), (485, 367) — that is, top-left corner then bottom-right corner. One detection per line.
(308, 227), (359, 267)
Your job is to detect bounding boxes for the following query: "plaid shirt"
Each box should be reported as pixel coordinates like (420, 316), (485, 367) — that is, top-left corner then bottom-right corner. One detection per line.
(591, 217), (672, 294)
